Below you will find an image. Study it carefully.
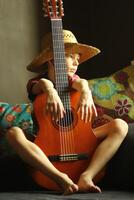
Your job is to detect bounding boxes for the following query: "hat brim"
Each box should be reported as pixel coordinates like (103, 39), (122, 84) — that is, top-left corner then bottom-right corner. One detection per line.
(27, 43), (100, 73)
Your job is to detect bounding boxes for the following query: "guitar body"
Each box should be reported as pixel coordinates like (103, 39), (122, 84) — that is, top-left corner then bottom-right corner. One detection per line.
(32, 91), (98, 191)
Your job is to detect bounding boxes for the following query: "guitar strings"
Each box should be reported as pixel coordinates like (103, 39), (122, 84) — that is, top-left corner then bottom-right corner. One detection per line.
(51, 20), (67, 157)
(57, 21), (76, 157)
(52, 20), (73, 157)
(51, 19), (75, 158)
(52, 21), (66, 157)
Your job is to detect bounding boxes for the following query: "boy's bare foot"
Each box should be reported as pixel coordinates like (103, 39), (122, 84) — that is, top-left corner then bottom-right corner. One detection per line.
(77, 174), (101, 193)
(55, 173), (79, 195)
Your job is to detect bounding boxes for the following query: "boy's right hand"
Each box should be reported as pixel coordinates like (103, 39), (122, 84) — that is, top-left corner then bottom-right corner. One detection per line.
(45, 88), (66, 121)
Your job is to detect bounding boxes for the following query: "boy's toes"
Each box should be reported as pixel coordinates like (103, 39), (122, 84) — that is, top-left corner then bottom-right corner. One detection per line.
(89, 185), (101, 193)
(63, 184), (78, 195)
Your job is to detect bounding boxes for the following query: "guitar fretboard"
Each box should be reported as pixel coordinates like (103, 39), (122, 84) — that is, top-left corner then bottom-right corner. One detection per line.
(51, 19), (71, 110)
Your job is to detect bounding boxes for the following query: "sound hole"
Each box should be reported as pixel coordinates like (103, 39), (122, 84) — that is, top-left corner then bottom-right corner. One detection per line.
(57, 109), (74, 128)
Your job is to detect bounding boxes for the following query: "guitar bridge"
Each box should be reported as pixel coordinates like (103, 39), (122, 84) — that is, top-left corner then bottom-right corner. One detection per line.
(48, 153), (89, 162)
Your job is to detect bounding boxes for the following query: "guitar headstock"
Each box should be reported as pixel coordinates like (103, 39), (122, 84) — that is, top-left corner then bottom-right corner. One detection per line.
(43, 0), (64, 19)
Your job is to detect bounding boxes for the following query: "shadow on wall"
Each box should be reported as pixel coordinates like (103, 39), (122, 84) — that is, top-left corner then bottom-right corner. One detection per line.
(62, 0), (134, 79)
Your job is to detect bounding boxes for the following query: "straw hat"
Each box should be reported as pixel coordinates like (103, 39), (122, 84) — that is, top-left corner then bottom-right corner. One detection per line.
(27, 30), (100, 73)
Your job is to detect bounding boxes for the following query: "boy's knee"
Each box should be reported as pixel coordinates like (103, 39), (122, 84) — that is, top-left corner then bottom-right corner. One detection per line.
(112, 118), (128, 138)
(6, 126), (22, 143)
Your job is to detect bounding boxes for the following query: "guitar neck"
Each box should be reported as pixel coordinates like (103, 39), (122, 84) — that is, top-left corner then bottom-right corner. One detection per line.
(51, 19), (71, 109)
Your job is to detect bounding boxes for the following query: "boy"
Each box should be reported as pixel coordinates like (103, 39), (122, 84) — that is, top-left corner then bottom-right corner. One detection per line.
(6, 30), (128, 194)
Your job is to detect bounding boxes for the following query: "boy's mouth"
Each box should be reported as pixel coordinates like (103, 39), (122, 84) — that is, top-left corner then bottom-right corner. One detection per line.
(69, 69), (77, 73)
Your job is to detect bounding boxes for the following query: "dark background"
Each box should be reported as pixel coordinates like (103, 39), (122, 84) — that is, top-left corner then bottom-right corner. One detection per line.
(37, 0), (134, 79)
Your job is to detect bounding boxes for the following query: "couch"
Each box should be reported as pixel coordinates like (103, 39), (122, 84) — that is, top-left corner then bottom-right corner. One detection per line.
(1, 63), (134, 199)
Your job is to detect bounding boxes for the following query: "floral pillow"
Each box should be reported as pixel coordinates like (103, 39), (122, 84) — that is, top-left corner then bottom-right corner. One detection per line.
(88, 64), (134, 128)
(0, 103), (36, 157)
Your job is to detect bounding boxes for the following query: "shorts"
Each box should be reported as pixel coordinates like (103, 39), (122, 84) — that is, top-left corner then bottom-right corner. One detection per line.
(0, 102), (37, 137)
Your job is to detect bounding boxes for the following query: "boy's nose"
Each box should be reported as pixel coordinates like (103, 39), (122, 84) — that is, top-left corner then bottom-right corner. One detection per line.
(73, 59), (79, 65)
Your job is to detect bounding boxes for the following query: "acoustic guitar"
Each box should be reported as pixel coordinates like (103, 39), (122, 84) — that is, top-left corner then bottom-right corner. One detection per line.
(32, 0), (100, 191)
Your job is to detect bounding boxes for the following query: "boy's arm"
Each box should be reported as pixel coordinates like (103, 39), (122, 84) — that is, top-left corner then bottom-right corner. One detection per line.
(72, 78), (90, 93)
(32, 78), (65, 120)
(32, 78), (55, 95)
(72, 78), (97, 122)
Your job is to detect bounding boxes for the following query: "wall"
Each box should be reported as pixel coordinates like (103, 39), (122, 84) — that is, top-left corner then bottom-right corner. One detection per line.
(0, 0), (41, 103)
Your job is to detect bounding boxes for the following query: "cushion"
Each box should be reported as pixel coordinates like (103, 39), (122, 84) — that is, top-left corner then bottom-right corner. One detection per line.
(88, 64), (134, 128)
(0, 103), (36, 157)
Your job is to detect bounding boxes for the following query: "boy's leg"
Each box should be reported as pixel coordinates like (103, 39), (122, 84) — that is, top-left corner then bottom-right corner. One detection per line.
(77, 118), (128, 192)
(6, 127), (78, 194)
(101, 122), (134, 190)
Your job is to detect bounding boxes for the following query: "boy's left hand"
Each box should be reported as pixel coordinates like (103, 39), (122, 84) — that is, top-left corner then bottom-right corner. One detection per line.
(76, 90), (98, 123)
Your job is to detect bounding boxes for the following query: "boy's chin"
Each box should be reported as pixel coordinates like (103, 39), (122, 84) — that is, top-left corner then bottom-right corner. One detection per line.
(68, 73), (74, 77)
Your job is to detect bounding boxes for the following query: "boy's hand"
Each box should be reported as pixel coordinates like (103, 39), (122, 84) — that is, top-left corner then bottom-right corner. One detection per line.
(45, 88), (65, 121)
(77, 90), (98, 123)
